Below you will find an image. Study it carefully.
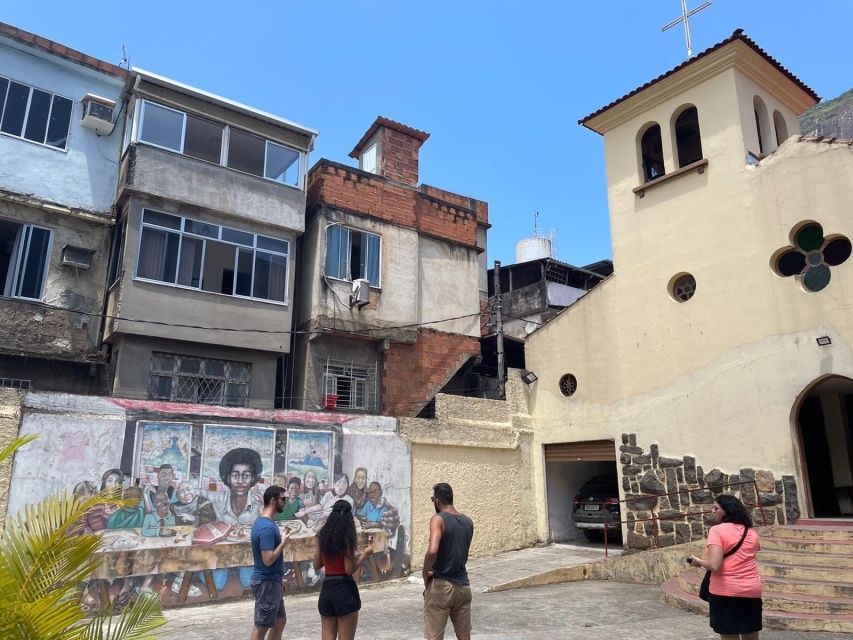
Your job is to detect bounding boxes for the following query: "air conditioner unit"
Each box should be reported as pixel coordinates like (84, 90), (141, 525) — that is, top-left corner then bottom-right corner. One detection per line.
(350, 278), (370, 309)
(81, 94), (116, 135)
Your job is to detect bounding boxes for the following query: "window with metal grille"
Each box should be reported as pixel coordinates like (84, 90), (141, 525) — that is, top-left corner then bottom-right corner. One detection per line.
(323, 360), (378, 412)
(149, 352), (251, 407)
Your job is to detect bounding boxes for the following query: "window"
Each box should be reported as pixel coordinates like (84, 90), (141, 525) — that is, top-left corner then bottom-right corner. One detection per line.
(640, 124), (665, 182)
(361, 141), (378, 174)
(136, 209), (289, 303)
(558, 374), (577, 397)
(674, 106), (703, 167)
(108, 217), (127, 285)
(323, 360), (377, 411)
(0, 76), (73, 150)
(753, 96), (771, 155)
(325, 225), (381, 286)
(0, 219), (52, 300)
(149, 352), (251, 407)
(773, 110), (789, 146)
(773, 222), (851, 293)
(669, 273), (696, 302)
(136, 100), (302, 187)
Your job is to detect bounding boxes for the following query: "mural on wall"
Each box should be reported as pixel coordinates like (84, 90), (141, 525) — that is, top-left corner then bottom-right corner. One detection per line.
(8, 401), (410, 612)
(135, 422), (192, 485)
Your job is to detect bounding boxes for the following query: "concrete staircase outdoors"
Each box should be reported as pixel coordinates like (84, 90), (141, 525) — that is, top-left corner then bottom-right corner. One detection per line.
(661, 523), (853, 632)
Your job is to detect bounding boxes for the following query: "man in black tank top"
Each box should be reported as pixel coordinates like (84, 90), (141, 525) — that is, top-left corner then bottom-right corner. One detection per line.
(422, 482), (474, 640)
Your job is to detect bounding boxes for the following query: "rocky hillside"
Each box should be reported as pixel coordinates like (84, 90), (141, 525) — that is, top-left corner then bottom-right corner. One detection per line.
(800, 88), (853, 138)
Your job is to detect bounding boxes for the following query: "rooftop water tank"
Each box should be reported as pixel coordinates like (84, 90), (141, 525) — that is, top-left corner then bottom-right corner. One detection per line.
(516, 236), (552, 263)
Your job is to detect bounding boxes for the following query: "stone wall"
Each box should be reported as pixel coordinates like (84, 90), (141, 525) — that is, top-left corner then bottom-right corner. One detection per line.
(620, 433), (800, 550)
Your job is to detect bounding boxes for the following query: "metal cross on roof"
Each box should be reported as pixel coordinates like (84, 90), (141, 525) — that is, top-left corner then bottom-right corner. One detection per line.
(661, 0), (712, 58)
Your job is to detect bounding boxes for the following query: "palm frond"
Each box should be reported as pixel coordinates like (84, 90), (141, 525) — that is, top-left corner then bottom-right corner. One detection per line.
(0, 434), (38, 464)
(85, 592), (166, 640)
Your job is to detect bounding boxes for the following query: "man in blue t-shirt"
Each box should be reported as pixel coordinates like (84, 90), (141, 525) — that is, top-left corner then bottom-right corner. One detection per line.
(250, 485), (291, 640)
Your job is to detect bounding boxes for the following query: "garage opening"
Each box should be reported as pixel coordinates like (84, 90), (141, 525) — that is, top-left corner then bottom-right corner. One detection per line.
(544, 440), (618, 543)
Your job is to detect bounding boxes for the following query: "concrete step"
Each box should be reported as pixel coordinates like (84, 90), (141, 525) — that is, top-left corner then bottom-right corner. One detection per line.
(761, 535), (853, 554)
(763, 576), (853, 598)
(770, 525), (853, 541)
(761, 562), (853, 583)
(758, 548), (853, 567)
(763, 590), (853, 615)
(663, 573), (853, 632)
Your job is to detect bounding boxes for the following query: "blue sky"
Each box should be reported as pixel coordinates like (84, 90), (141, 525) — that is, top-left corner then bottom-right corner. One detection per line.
(5, 1), (852, 267)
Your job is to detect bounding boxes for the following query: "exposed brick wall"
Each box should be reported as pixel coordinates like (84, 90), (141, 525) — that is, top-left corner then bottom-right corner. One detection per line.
(382, 329), (481, 416)
(308, 161), (483, 249)
(380, 126), (420, 186)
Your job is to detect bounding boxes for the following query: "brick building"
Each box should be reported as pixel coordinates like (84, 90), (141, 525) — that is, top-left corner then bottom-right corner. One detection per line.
(290, 117), (489, 416)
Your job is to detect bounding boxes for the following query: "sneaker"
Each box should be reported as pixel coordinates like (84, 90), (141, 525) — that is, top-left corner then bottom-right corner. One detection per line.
(171, 576), (202, 597)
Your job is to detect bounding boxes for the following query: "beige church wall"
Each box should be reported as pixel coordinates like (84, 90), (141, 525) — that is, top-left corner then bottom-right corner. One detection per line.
(526, 141), (853, 542)
(732, 72), (801, 156)
(0, 388), (24, 524)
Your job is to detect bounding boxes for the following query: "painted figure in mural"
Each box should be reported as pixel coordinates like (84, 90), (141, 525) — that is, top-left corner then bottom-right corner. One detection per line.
(107, 486), (146, 529)
(314, 499), (374, 640)
(357, 482), (391, 522)
(173, 481), (217, 525)
(301, 469), (321, 507)
(274, 476), (304, 522)
(209, 447), (264, 525)
(80, 469), (124, 533)
(347, 467), (369, 511)
(250, 485), (291, 640)
(299, 474), (353, 520)
(356, 481), (403, 578)
(422, 483), (474, 640)
(142, 491), (177, 536)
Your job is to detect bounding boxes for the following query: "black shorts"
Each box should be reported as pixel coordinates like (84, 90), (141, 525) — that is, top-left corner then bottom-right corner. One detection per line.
(709, 594), (762, 634)
(318, 575), (361, 618)
(252, 579), (286, 629)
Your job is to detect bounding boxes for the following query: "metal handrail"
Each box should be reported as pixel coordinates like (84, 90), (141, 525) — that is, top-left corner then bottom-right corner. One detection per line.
(580, 479), (769, 558)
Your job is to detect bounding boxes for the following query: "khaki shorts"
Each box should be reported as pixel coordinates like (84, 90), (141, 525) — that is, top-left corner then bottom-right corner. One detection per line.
(424, 577), (472, 640)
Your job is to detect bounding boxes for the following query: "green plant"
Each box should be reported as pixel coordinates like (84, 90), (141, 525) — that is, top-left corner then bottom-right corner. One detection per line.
(0, 436), (166, 639)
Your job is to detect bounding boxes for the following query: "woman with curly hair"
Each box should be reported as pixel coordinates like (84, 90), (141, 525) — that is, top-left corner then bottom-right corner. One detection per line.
(688, 494), (763, 640)
(313, 500), (374, 640)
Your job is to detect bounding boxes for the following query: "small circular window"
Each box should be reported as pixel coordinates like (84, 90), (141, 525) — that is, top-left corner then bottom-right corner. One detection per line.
(559, 374), (577, 397)
(670, 273), (696, 302)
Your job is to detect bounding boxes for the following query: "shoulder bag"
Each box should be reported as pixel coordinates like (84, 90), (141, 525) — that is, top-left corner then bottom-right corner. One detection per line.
(698, 525), (749, 602)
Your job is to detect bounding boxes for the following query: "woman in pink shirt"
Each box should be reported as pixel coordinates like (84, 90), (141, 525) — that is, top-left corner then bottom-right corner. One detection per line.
(688, 495), (762, 639)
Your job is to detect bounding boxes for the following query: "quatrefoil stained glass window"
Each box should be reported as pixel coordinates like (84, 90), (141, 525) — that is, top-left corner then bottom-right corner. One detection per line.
(773, 223), (851, 293)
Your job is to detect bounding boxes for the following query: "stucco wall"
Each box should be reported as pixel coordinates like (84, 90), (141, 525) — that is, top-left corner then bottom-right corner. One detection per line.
(0, 387), (23, 523)
(401, 371), (538, 566)
(0, 38), (124, 212)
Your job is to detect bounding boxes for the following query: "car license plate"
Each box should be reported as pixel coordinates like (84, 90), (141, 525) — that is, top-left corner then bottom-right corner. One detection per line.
(583, 504), (600, 511)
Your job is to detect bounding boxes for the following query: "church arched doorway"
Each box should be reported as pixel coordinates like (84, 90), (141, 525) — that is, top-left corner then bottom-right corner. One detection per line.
(795, 376), (853, 518)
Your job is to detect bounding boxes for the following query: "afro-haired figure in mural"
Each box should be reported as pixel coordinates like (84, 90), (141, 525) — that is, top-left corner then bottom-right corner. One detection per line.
(206, 447), (266, 593)
(209, 447), (265, 525)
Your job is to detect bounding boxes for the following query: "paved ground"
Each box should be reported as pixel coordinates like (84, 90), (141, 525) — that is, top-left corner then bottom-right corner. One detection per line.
(158, 544), (849, 640)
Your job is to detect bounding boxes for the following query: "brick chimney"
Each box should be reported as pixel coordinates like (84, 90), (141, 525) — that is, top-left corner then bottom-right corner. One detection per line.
(349, 116), (430, 186)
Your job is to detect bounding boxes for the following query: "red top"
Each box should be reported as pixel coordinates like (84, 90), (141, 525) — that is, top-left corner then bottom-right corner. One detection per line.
(707, 523), (762, 598)
(322, 552), (347, 576)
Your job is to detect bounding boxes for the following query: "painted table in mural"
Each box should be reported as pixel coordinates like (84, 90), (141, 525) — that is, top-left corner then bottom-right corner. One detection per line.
(92, 520), (387, 603)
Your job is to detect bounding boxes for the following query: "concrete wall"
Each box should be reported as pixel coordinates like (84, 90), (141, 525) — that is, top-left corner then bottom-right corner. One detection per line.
(105, 196), (296, 352)
(4, 392), (408, 610)
(526, 48), (852, 544)
(0, 387), (23, 523)
(110, 334), (279, 408)
(123, 144), (306, 234)
(400, 371), (538, 566)
(0, 198), (111, 367)
(0, 38), (124, 213)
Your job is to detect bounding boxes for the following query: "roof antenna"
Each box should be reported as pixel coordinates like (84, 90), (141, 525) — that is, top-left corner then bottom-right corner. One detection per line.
(120, 45), (129, 69)
(533, 211), (540, 238)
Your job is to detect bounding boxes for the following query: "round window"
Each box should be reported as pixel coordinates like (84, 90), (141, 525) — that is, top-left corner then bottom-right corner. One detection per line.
(558, 374), (577, 397)
(670, 273), (696, 302)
